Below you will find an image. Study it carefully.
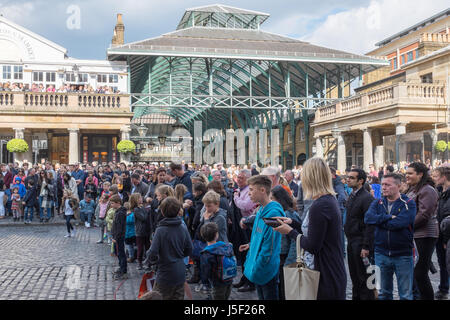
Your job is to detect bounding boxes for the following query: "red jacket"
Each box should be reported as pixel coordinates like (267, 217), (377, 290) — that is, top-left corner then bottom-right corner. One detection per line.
(2, 171), (13, 189)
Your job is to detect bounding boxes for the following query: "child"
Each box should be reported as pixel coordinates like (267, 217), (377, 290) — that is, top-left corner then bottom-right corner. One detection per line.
(95, 193), (109, 243)
(124, 202), (136, 263)
(105, 202), (116, 250)
(200, 222), (236, 300)
(130, 193), (151, 270)
(63, 190), (79, 238)
(99, 181), (111, 200)
(11, 187), (21, 222)
(79, 194), (96, 228)
(110, 195), (128, 280)
(144, 197), (192, 300)
(22, 179), (37, 224)
(84, 177), (98, 203)
(0, 180), (5, 219)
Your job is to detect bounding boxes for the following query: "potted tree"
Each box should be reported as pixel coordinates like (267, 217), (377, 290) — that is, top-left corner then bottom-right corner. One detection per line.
(117, 140), (136, 164)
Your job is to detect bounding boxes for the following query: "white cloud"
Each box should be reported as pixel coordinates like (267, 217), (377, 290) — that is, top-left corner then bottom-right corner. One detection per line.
(301, 0), (449, 54)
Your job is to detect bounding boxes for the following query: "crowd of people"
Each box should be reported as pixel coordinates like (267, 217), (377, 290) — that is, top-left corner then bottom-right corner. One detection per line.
(0, 159), (449, 301)
(0, 82), (121, 94)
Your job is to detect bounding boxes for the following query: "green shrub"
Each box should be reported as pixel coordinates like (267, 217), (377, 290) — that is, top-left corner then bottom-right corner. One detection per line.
(6, 139), (29, 153)
(435, 140), (448, 153)
(117, 140), (136, 153)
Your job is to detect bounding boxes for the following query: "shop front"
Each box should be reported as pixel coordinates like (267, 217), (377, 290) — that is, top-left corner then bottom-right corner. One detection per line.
(81, 134), (119, 164)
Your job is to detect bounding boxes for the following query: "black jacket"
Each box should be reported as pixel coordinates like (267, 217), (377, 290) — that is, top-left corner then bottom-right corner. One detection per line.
(112, 206), (127, 240)
(23, 185), (38, 207)
(144, 217), (192, 286)
(191, 193), (205, 237)
(344, 188), (375, 250)
(174, 171), (192, 194)
(437, 188), (450, 225)
(134, 206), (151, 237)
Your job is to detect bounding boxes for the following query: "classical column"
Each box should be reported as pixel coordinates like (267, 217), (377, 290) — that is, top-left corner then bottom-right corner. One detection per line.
(431, 128), (438, 167)
(337, 133), (346, 174)
(23, 131), (33, 164)
(13, 128), (25, 165)
(395, 123), (407, 167)
(120, 125), (132, 164)
(47, 131), (53, 164)
(315, 136), (324, 158)
(68, 128), (79, 164)
(363, 128), (373, 172)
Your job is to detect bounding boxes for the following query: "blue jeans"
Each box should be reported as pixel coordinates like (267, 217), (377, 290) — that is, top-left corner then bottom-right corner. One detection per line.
(80, 211), (93, 224)
(24, 206), (34, 221)
(375, 252), (414, 300)
(255, 272), (279, 300)
(40, 206), (51, 220)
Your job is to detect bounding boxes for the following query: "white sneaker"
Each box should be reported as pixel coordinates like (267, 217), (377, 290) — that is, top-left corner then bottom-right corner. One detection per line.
(86, 222), (91, 228)
(64, 233), (71, 238)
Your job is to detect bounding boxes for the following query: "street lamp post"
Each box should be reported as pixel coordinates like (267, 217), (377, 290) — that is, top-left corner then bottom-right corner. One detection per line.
(331, 123), (341, 169)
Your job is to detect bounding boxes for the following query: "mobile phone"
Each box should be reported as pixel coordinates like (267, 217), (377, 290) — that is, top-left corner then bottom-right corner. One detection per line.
(263, 218), (281, 228)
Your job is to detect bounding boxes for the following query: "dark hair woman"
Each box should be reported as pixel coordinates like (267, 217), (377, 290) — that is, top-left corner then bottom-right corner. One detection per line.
(144, 167), (167, 204)
(406, 162), (439, 300)
(270, 185), (302, 300)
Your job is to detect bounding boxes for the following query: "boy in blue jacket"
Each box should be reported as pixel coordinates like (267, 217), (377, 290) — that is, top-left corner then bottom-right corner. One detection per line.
(239, 175), (285, 300)
(79, 194), (96, 228)
(200, 222), (236, 300)
(364, 173), (417, 300)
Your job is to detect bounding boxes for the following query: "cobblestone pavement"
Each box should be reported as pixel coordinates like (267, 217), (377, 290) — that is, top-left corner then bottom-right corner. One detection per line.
(0, 224), (446, 300)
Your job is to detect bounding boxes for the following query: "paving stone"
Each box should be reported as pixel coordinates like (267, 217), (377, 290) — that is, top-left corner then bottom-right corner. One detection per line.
(1, 225), (447, 300)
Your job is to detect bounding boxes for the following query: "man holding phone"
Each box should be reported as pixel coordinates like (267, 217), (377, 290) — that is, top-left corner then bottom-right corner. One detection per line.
(238, 175), (285, 300)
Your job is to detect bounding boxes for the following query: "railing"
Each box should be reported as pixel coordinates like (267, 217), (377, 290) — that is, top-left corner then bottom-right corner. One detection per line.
(0, 91), (130, 113)
(131, 93), (341, 110)
(368, 86), (393, 105)
(316, 81), (447, 122)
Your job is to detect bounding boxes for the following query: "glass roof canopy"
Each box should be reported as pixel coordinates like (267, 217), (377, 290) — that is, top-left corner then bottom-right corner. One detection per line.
(107, 4), (389, 132)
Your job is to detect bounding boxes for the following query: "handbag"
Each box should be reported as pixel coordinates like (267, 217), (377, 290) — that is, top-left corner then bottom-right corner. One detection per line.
(283, 234), (320, 300)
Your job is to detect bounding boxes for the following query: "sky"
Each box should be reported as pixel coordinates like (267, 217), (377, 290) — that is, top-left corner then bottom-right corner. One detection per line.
(0, 0), (448, 60)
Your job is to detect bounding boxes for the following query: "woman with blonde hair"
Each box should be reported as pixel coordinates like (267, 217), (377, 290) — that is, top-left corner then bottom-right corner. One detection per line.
(151, 184), (175, 231)
(273, 157), (347, 300)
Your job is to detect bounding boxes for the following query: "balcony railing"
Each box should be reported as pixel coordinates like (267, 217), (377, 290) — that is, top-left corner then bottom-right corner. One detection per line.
(316, 81), (446, 122)
(0, 91), (131, 114)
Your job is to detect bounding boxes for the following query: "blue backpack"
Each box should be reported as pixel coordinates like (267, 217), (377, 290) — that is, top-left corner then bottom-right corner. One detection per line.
(216, 253), (237, 282)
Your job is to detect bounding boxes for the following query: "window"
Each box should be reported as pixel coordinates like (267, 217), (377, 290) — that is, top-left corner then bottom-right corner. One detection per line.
(407, 51), (413, 62)
(401, 55), (405, 65)
(392, 58), (398, 70)
(78, 73), (88, 83)
(33, 71), (44, 82)
(65, 73), (76, 82)
(415, 49), (419, 59)
(420, 73), (433, 84)
(300, 127), (305, 141)
(45, 72), (56, 83)
(97, 74), (107, 83)
(2, 66), (11, 79)
(13, 66), (23, 80)
(108, 74), (118, 83)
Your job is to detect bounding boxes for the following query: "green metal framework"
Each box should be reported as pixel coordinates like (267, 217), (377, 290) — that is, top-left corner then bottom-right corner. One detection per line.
(107, 5), (389, 166)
